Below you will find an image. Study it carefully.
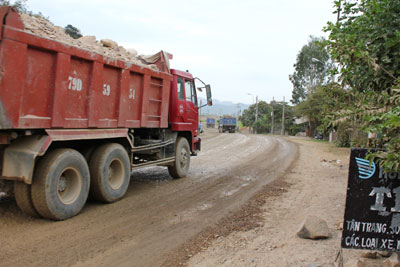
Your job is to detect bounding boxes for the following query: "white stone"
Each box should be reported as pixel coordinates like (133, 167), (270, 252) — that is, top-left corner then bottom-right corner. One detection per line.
(360, 251), (378, 259)
(78, 35), (97, 44)
(344, 259), (364, 267)
(19, 13), (158, 71)
(296, 215), (329, 240)
(101, 39), (118, 48)
(383, 253), (400, 267)
(379, 251), (393, 258)
(127, 48), (138, 57)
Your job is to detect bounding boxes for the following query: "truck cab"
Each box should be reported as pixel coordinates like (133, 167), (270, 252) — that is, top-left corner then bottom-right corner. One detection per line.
(169, 69), (211, 153)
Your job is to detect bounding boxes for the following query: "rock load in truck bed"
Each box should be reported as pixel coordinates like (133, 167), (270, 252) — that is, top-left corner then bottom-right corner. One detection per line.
(20, 13), (159, 71)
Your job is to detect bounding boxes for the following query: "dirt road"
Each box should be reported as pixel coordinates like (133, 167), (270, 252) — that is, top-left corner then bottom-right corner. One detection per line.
(188, 137), (351, 267)
(187, 137), (394, 267)
(0, 129), (297, 267)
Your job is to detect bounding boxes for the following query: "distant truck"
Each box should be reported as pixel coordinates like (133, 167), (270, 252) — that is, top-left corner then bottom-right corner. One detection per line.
(218, 117), (237, 133)
(206, 118), (216, 128)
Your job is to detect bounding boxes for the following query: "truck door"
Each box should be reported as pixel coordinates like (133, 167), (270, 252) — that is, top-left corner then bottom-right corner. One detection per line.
(184, 78), (198, 129)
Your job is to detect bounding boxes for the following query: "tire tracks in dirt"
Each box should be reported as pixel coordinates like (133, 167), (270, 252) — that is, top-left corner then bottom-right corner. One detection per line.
(0, 130), (297, 267)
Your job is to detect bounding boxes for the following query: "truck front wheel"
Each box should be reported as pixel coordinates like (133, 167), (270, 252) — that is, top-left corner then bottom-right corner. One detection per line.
(31, 149), (90, 220)
(89, 143), (130, 203)
(168, 137), (190, 179)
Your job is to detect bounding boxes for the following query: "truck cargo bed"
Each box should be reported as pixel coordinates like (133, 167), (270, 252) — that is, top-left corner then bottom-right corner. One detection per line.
(0, 7), (172, 130)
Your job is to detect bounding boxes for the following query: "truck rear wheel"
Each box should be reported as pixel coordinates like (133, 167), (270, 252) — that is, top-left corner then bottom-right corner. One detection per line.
(168, 137), (190, 179)
(89, 143), (130, 203)
(31, 149), (90, 220)
(14, 181), (39, 217)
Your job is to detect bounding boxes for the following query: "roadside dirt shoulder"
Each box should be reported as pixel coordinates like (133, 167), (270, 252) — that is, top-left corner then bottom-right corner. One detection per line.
(187, 137), (385, 267)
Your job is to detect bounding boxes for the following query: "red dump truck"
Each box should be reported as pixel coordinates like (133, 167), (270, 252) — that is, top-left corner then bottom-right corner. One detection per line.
(0, 7), (212, 220)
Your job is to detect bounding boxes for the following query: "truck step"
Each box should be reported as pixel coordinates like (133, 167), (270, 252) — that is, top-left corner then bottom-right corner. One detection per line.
(132, 157), (175, 168)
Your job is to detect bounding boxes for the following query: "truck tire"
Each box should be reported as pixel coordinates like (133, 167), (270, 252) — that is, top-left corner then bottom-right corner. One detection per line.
(89, 143), (130, 203)
(168, 137), (190, 179)
(81, 146), (96, 162)
(14, 181), (39, 217)
(31, 149), (90, 220)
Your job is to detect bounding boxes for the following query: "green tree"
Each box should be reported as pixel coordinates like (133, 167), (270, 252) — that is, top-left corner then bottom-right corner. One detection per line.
(0, 0), (11, 6)
(365, 90), (400, 171)
(64, 24), (82, 39)
(289, 36), (333, 104)
(241, 101), (269, 128)
(296, 83), (359, 144)
(325, 0), (400, 93)
(0, 0), (48, 19)
(241, 100), (296, 135)
(323, 0), (400, 172)
(0, 0), (27, 12)
(269, 101), (296, 135)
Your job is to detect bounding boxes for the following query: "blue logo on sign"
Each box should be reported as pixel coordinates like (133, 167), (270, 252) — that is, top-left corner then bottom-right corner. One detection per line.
(355, 157), (376, 179)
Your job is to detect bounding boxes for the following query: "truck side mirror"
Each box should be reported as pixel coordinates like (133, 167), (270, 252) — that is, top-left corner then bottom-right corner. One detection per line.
(206, 85), (212, 106)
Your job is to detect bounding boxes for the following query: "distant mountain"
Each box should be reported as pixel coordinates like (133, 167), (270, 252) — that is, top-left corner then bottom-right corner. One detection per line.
(198, 97), (249, 116)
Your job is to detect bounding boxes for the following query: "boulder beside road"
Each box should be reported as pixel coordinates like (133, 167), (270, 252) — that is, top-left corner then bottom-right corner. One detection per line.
(297, 215), (330, 240)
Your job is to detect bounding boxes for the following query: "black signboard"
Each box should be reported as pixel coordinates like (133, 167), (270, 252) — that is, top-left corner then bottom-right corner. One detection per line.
(342, 148), (400, 251)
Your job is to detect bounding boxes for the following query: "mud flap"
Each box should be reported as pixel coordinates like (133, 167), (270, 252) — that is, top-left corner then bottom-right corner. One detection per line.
(192, 137), (201, 156)
(2, 135), (51, 184)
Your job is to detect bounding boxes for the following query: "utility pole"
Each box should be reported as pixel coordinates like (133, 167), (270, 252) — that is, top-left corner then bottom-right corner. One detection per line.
(271, 97), (274, 134)
(255, 96), (258, 122)
(281, 96), (285, 135)
(237, 103), (241, 117)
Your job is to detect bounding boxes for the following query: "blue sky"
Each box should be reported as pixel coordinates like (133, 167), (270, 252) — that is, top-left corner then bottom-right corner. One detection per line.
(21, 0), (337, 104)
